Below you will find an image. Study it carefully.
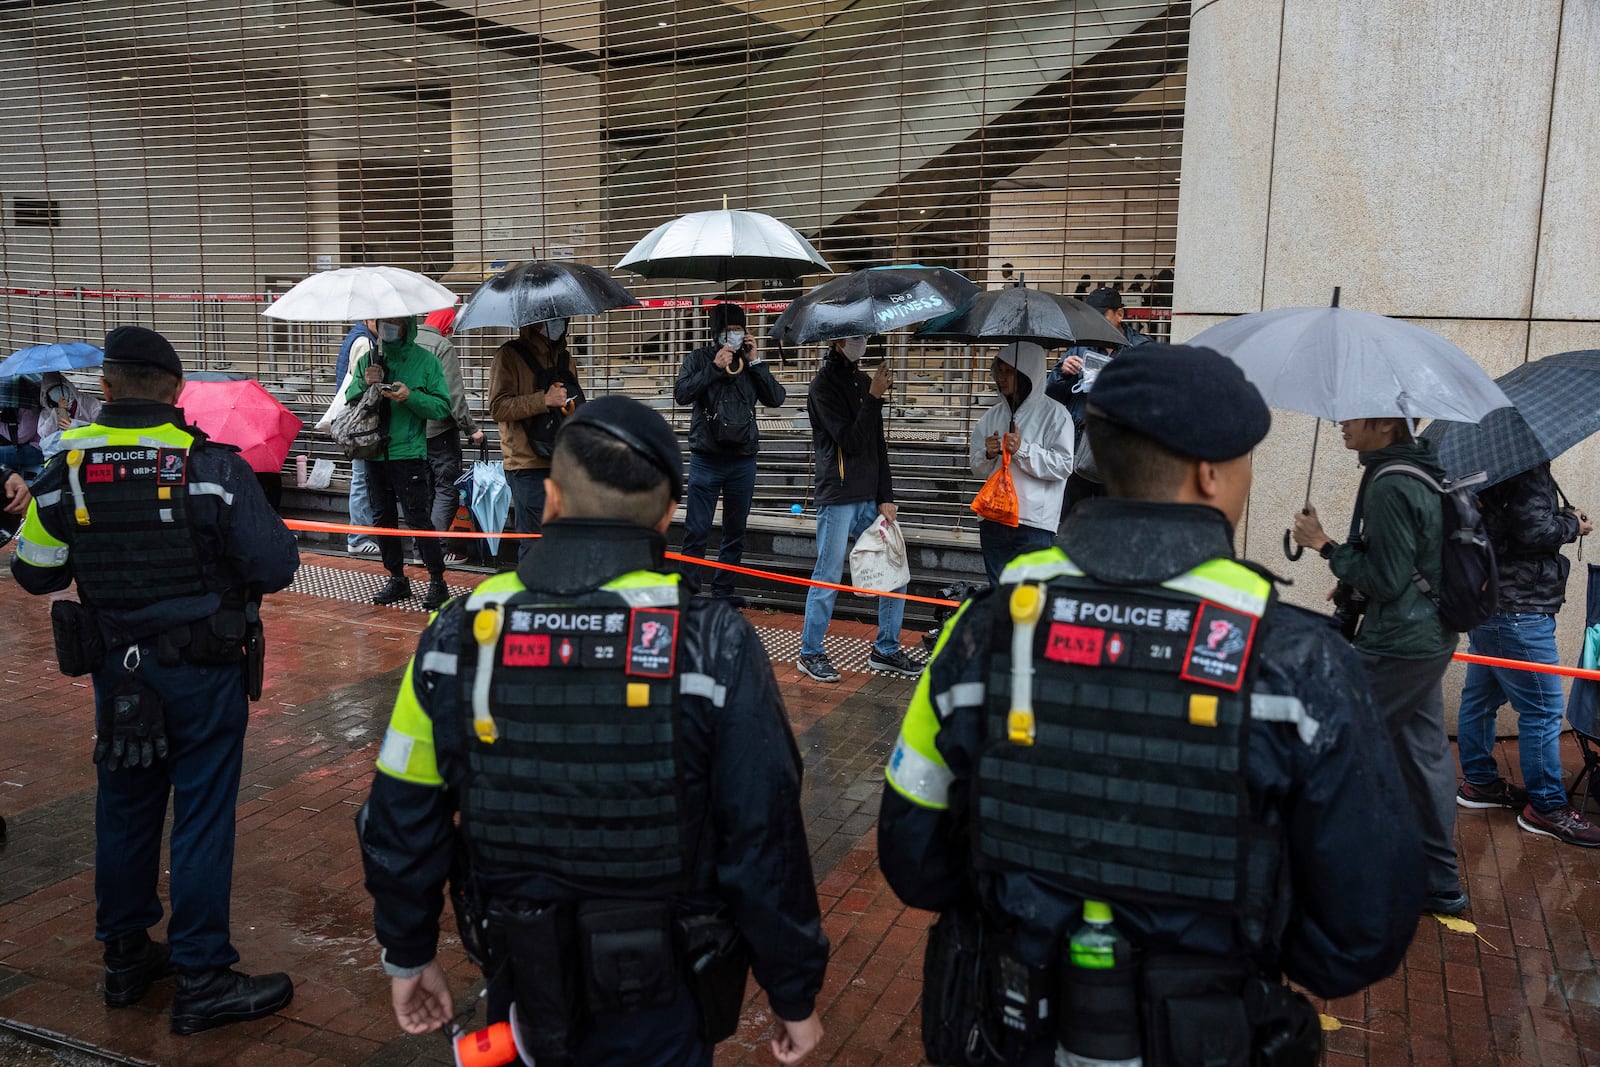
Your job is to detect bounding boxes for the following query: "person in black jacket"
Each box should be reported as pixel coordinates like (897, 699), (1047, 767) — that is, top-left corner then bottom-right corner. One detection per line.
(673, 303), (786, 601)
(358, 397), (828, 1066)
(797, 336), (920, 682)
(1455, 462), (1599, 846)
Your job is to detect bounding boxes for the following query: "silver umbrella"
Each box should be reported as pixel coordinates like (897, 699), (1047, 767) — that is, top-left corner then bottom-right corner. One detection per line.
(454, 260), (639, 332)
(617, 206), (830, 283)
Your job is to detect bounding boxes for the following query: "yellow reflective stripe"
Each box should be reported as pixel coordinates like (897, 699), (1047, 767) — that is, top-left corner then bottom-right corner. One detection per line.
(603, 570), (680, 606)
(1162, 559), (1270, 618)
(465, 570), (524, 611)
(885, 600), (973, 809)
(14, 502), (68, 567)
(999, 547), (1082, 584)
(62, 423), (195, 448)
(375, 660), (444, 786)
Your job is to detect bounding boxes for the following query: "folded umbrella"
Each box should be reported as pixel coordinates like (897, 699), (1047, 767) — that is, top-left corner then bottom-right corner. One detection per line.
(178, 379), (304, 474)
(769, 265), (979, 346)
(617, 207), (831, 283)
(471, 457), (511, 555)
(916, 284), (1126, 349)
(1421, 350), (1600, 487)
(263, 266), (456, 322)
(0, 341), (103, 378)
(455, 260), (638, 332)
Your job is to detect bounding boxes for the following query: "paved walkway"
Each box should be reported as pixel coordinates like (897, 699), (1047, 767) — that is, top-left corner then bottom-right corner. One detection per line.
(0, 552), (1597, 1066)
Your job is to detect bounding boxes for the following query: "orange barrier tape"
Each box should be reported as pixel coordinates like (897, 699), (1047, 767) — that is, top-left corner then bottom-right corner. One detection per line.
(285, 520), (1600, 673)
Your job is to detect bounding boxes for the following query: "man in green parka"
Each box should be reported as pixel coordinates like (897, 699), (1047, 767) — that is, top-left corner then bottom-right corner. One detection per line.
(346, 315), (453, 609)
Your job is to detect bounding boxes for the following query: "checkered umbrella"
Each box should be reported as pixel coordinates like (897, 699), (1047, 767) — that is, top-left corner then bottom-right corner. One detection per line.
(1421, 350), (1600, 487)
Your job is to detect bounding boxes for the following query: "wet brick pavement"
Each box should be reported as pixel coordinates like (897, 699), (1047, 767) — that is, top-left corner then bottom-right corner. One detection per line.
(2, 551), (1599, 1065)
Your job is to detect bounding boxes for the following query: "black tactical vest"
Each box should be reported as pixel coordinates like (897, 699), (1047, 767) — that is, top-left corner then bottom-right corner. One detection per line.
(974, 566), (1284, 938)
(64, 438), (216, 611)
(455, 576), (697, 897)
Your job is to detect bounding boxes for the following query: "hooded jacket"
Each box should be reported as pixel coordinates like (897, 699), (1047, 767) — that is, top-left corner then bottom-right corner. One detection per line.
(344, 317), (452, 462)
(1329, 440), (1456, 659)
(1479, 463), (1581, 614)
(969, 341), (1075, 532)
(806, 350), (893, 508)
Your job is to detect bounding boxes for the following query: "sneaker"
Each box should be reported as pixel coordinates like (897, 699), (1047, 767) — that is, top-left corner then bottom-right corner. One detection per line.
(869, 648), (924, 678)
(421, 578), (449, 612)
(1517, 803), (1600, 847)
(372, 576), (412, 605)
(796, 653), (841, 684)
(442, 551), (467, 566)
(1457, 778), (1529, 810)
(348, 541), (381, 556)
(1421, 890), (1470, 917)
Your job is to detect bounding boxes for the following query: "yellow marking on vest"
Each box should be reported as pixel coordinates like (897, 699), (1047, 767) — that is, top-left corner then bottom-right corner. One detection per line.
(471, 605), (504, 744)
(65, 449), (90, 525)
(627, 683), (650, 708)
(1188, 694), (1219, 728)
(1007, 709), (1036, 746)
(1007, 584), (1044, 745)
(158, 486), (172, 500)
(474, 607), (502, 645)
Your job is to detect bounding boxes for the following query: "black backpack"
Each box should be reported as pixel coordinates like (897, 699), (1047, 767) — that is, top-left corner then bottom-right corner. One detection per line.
(1370, 463), (1499, 632)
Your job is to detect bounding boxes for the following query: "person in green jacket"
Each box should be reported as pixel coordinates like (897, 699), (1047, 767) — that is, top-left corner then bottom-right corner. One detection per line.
(346, 315), (453, 609)
(1293, 418), (1464, 916)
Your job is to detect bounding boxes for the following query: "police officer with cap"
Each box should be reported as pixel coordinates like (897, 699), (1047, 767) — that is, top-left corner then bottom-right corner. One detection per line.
(880, 344), (1424, 1066)
(358, 395), (829, 1065)
(11, 325), (300, 1033)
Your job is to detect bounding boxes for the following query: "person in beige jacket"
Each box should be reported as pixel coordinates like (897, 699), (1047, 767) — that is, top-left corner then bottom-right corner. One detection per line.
(488, 318), (585, 560)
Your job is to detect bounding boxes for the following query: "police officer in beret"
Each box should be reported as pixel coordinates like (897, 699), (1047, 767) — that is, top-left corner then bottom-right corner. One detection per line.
(358, 395), (829, 1065)
(880, 344), (1424, 1066)
(11, 326), (301, 1033)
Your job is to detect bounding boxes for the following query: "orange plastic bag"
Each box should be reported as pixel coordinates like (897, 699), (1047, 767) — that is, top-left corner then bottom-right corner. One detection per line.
(970, 446), (1021, 527)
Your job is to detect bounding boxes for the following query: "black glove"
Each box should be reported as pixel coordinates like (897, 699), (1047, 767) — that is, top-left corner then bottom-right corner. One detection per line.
(94, 674), (169, 771)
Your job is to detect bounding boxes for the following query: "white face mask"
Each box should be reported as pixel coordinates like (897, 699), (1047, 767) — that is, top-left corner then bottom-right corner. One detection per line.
(380, 322), (403, 343)
(719, 330), (745, 351)
(841, 337), (867, 362)
(542, 318), (568, 342)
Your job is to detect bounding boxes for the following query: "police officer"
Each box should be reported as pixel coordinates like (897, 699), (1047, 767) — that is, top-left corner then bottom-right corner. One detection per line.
(879, 344), (1425, 1066)
(358, 395), (828, 1066)
(10, 326), (301, 1033)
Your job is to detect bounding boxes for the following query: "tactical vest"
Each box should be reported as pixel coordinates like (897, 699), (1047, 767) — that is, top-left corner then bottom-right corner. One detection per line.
(57, 424), (218, 611)
(976, 551), (1284, 940)
(456, 571), (699, 897)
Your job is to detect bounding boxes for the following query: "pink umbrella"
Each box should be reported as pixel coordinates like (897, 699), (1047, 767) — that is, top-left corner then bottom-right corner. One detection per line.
(178, 379), (304, 474)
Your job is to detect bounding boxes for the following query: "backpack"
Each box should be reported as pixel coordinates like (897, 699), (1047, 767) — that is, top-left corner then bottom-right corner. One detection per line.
(706, 372), (758, 450)
(329, 383), (390, 460)
(511, 341), (584, 459)
(1369, 463), (1499, 632)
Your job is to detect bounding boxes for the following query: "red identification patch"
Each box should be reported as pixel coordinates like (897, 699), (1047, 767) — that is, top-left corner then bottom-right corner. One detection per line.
(627, 608), (679, 678)
(502, 633), (550, 667)
(1179, 602), (1259, 691)
(86, 464), (113, 484)
(1043, 623), (1105, 666)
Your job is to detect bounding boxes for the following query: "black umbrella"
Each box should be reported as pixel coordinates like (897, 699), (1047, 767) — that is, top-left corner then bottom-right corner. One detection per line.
(915, 282), (1127, 349)
(768, 265), (978, 346)
(454, 260), (639, 332)
(1421, 350), (1600, 487)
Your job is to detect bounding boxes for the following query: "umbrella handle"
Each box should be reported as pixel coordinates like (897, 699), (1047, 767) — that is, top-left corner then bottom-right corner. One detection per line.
(1283, 529), (1305, 561)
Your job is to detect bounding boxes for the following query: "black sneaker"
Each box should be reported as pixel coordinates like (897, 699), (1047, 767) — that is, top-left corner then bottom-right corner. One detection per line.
(1457, 778), (1529, 810)
(104, 931), (173, 1007)
(1421, 890), (1469, 916)
(1518, 804), (1600, 847)
(421, 578), (449, 611)
(796, 653), (841, 684)
(869, 648), (924, 678)
(171, 968), (294, 1035)
(372, 576), (412, 606)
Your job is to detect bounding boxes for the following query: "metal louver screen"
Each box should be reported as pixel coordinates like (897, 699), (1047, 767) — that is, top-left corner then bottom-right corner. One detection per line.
(0, 0), (1185, 534)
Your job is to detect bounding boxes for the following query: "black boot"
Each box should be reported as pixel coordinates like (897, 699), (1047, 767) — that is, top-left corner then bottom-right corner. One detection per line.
(372, 575), (411, 605)
(170, 968), (294, 1035)
(421, 576), (449, 611)
(104, 931), (173, 1007)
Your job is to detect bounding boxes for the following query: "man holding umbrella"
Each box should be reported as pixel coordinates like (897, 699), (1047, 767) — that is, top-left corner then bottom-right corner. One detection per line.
(488, 319), (585, 560)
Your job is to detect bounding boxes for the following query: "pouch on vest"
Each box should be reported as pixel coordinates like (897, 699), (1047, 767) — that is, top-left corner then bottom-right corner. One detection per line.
(489, 899), (587, 1066)
(51, 599), (105, 677)
(675, 911), (749, 1042)
(1137, 953), (1254, 1067)
(921, 907), (1003, 1066)
(577, 899), (676, 1016)
(991, 940), (1053, 1041)
(1058, 939), (1140, 1063)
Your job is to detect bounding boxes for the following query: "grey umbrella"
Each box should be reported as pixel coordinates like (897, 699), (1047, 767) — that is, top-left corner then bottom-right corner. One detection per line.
(1421, 350), (1600, 487)
(914, 283), (1127, 349)
(455, 260), (639, 332)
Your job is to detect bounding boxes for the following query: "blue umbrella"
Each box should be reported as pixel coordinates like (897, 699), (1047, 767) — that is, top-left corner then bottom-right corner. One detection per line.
(0, 342), (103, 377)
(471, 458), (511, 555)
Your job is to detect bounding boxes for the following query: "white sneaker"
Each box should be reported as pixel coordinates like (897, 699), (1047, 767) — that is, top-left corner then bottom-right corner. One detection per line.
(348, 542), (380, 556)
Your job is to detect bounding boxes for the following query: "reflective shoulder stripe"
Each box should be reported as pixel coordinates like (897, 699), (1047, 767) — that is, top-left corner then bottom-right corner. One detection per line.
(1250, 693), (1320, 746)
(465, 571), (525, 610)
(999, 548), (1082, 585)
(187, 482), (235, 505)
(15, 534), (69, 568)
(602, 570), (681, 607)
(62, 424), (195, 449)
(420, 650), (458, 677)
(59, 431), (107, 449)
(885, 599), (977, 810)
(376, 660), (445, 786)
(32, 490), (62, 509)
(1162, 559), (1271, 618)
(886, 731), (954, 810)
(932, 680), (987, 721)
(679, 672), (727, 708)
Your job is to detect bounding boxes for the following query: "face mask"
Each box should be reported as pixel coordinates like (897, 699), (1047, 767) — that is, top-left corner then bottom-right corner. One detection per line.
(542, 318), (568, 342)
(719, 330), (745, 351)
(380, 323), (403, 343)
(841, 337), (867, 362)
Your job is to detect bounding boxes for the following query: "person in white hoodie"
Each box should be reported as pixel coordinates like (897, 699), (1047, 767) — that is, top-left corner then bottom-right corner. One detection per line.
(969, 341), (1075, 585)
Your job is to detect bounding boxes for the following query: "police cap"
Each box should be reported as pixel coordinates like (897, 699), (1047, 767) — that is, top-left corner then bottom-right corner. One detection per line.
(103, 326), (184, 379)
(563, 395), (685, 500)
(1089, 343), (1270, 462)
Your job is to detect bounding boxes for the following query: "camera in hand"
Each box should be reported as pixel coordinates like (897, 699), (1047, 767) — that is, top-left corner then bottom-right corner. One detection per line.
(1331, 581), (1367, 642)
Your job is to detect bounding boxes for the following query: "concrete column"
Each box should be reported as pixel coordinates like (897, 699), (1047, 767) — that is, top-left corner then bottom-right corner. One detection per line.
(1174, 0), (1600, 721)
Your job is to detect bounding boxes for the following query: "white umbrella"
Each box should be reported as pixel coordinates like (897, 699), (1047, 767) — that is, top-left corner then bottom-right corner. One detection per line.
(616, 207), (830, 283)
(263, 266), (456, 322)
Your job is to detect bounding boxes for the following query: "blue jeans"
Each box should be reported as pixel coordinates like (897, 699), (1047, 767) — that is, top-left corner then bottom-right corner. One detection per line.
(978, 520), (1055, 586)
(801, 500), (905, 659)
(348, 459), (377, 551)
(93, 652), (248, 971)
(506, 468), (548, 563)
(679, 453), (757, 598)
(1458, 612), (1568, 811)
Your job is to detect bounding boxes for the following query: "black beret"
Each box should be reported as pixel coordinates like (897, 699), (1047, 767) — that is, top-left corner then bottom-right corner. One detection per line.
(104, 326), (183, 379)
(1089, 343), (1270, 462)
(563, 395), (685, 500)
(707, 302), (745, 334)
(1085, 286), (1123, 311)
